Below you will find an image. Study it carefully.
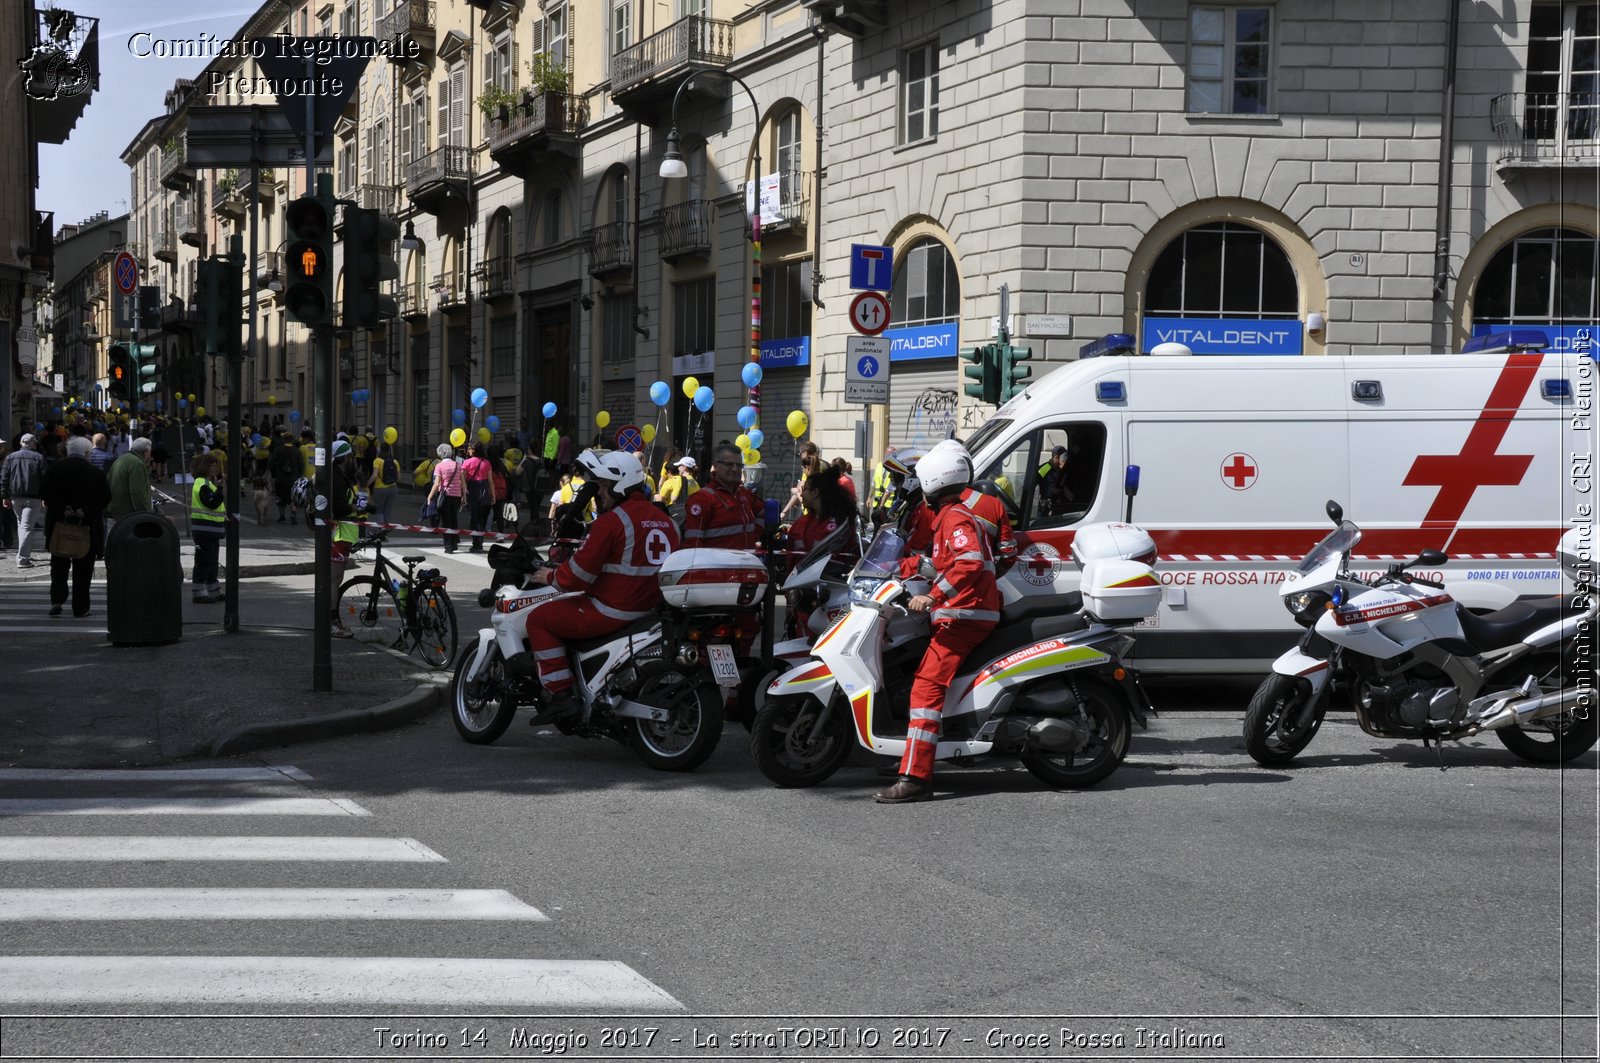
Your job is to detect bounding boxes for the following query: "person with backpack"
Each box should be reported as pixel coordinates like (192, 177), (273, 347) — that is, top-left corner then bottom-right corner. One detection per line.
(2, 433), (48, 569)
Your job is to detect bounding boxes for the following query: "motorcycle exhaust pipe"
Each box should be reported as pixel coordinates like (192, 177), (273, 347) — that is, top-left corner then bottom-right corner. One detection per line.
(1471, 686), (1595, 733)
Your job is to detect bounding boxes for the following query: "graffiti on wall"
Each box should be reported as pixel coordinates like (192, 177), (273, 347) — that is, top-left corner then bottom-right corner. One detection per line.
(900, 388), (959, 447)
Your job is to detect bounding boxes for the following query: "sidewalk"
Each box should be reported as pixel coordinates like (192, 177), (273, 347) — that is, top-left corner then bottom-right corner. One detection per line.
(0, 485), (452, 769)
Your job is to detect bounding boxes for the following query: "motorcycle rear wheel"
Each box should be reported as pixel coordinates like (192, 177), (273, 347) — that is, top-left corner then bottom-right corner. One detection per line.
(625, 666), (725, 772)
(1243, 673), (1325, 766)
(451, 645), (516, 745)
(1020, 676), (1131, 788)
(751, 692), (854, 787)
(1494, 700), (1599, 763)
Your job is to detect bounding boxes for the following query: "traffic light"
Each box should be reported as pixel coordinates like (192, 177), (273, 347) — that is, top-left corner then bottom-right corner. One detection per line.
(197, 255), (243, 358)
(1000, 343), (1033, 401)
(961, 343), (1000, 405)
(341, 206), (400, 329)
(108, 344), (131, 400)
(134, 343), (160, 396)
(284, 193), (334, 327)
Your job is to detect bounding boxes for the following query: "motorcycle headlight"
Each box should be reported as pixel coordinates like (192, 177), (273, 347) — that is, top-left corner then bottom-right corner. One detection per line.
(850, 578), (882, 603)
(1285, 590), (1332, 628)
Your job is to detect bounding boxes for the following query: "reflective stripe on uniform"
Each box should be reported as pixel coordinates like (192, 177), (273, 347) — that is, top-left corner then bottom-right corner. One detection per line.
(591, 601), (650, 622)
(566, 559), (598, 585)
(933, 607), (1000, 623)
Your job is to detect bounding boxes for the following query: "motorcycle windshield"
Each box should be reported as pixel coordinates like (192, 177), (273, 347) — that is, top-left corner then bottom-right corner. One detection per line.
(854, 526), (908, 581)
(1295, 521), (1362, 574)
(783, 518), (860, 591)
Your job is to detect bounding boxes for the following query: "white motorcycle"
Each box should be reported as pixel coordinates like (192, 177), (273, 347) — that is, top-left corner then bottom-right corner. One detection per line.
(750, 522), (1161, 790)
(449, 530), (762, 771)
(1245, 501), (1597, 766)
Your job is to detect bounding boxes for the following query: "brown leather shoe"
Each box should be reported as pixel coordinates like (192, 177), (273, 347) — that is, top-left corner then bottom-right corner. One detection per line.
(874, 775), (933, 804)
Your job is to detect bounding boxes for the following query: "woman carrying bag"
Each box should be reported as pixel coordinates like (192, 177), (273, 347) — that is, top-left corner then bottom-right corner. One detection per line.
(40, 436), (111, 618)
(461, 442), (493, 552)
(425, 443), (465, 553)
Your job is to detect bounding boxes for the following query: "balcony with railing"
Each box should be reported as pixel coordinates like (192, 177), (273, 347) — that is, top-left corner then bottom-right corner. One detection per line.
(1491, 92), (1600, 168)
(30, 7), (100, 145)
(432, 272), (467, 311)
(153, 229), (177, 264)
(255, 251), (284, 292)
(85, 277), (106, 304)
(475, 258), (515, 301)
(357, 183), (399, 214)
(234, 167), (278, 200)
(213, 177), (246, 219)
(586, 220), (632, 277)
(159, 133), (193, 190)
(378, 0), (435, 57)
(656, 201), (714, 262)
(176, 193), (204, 246)
(488, 91), (589, 174)
(405, 144), (475, 214)
(399, 281), (428, 320)
(763, 170), (813, 234)
(610, 15), (734, 117)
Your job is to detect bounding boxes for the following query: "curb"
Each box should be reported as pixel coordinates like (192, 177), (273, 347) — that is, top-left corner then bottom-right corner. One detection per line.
(234, 562), (318, 578)
(210, 673), (451, 757)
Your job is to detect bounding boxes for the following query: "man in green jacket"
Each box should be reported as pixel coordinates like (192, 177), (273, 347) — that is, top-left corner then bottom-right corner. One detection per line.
(106, 437), (153, 532)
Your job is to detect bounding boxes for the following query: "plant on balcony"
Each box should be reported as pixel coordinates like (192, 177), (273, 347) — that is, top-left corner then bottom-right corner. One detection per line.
(526, 53), (570, 96)
(162, 136), (179, 154)
(477, 82), (519, 120)
(216, 169), (238, 195)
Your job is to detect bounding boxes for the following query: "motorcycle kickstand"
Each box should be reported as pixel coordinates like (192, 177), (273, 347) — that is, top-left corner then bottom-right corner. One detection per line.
(1421, 735), (1447, 772)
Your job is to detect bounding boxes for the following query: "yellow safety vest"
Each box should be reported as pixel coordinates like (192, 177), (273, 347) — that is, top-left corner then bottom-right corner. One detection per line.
(190, 477), (226, 528)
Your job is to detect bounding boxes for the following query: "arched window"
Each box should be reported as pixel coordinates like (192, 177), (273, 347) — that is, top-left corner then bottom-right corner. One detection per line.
(1475, 227), (1599, 325)
(484, 208), (514, 294)
(1146, 221), (1298, 318)
(890, 237), (959, 329)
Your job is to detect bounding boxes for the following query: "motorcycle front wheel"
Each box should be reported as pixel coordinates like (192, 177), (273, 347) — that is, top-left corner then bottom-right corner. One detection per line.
(625, 665), (725, 772)
(1020, 676), (1131, 788)
(1243, 673), (1326, 766)
(451, 644), (517, 745)
(751, 691), (855, 787)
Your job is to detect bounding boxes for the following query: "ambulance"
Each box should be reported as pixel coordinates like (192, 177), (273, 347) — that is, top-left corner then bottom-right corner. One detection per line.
(961, 335), (1593, 674)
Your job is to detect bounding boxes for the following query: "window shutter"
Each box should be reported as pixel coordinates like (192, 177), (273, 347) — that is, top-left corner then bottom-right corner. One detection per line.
(531, 18), (543, 56)
(450, 65), (466, 147)
(400, 98), (413, 169)
(361, 128), (372, 187)
(512, 42), (520, 89)
(437, 79), (448, 148)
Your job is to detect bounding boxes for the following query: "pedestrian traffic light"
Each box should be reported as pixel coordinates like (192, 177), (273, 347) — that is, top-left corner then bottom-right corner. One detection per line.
(107, 344), (131, 400)
(962, 343), (1000, 406)
(1000, 343), (1033, 401)
(195, 254), (243, 358)
(341, 206), (399, 329)
(284, 193), (334, 327)
(134, 343), (160, 395)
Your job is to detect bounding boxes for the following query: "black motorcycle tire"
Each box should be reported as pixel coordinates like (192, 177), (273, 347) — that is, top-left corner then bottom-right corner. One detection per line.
(1494, 701), (1600, 763)
(734, 660), (789, 732)
(750, 691), (854, 787)
(1020, 676), (1131, 788)
(1243, 673), (1325, 766)
(451, 645), (517, 745)
(625, 665), (725, 772)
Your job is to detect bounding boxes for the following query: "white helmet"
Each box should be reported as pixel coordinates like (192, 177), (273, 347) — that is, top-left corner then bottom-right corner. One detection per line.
(577, 448), (647, 494)
(915, 441), (973, 499)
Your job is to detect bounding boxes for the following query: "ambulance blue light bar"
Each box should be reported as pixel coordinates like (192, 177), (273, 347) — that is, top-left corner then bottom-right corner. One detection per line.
(1080, 333), (1136, 359)
(1462, 329), (1550, 354)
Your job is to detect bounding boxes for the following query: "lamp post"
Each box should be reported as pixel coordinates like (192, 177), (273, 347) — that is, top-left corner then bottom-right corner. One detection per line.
(660, 71), (762, 421)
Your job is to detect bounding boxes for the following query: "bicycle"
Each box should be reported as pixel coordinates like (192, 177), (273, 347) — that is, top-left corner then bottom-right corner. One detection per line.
(335, 530), (458, 668)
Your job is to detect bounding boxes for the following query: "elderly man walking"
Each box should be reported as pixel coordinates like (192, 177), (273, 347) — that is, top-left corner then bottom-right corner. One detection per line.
(106, 437), (155, 545)
(2, 433), (47, 569)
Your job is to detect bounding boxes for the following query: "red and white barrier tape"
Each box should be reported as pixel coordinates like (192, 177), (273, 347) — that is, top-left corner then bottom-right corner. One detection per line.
(310, 518), (524, 543)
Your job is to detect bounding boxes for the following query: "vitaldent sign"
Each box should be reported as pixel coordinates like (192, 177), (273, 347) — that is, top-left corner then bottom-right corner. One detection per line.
(1142, 316), (1303, 355)
(1470, 324), (1597, 357)
(885, 322), (959, 363)
(759, 336), (810, 368)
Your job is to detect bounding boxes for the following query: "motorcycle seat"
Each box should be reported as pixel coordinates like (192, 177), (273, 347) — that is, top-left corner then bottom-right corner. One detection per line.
(1000, 591), (1084, 625)
(568, 614), (660, 655)
(1454, 597), (1570, 653)
(967, 610), (1092, 667)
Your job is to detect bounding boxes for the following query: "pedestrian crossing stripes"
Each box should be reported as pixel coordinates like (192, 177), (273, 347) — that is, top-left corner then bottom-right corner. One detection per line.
(0, 583), (108, 635)
(0, 764), (683, 1010)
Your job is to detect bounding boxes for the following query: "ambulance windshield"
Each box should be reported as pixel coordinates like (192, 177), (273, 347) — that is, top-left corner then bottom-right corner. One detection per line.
(1295, 520), (1362, 574)
(960, 418), (1012, 458)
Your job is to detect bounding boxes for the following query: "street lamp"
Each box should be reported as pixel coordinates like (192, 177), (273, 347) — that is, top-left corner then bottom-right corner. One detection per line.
(660, 71), (763, 420)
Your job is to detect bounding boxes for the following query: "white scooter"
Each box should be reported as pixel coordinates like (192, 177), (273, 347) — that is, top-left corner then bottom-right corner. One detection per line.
(1244, 501), (1597, 766)
(749, 522), (1162, 790)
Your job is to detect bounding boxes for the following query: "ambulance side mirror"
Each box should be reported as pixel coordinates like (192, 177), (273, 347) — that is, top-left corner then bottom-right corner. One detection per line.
(1326, 500), (1344, 524)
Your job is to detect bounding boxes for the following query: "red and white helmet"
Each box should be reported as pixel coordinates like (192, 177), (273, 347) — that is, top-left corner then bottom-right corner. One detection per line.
(577, 448), (647, 494)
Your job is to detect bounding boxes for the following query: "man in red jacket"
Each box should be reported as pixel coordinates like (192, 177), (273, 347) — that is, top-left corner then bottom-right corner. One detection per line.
(682, 442), (764, 549)
(509, 449), (679, 724)
(876, 442), (1001, 804)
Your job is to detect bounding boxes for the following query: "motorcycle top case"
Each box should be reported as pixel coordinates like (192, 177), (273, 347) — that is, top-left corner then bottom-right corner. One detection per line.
(1071, 522), (1158, 567)
(1080, 558), (1162, 622)
(658, 548), (769, 609)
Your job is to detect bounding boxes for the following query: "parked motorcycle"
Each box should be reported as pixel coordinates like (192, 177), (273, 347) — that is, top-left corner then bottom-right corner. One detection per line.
(1244, 501), (1597, 766)
(449, 524), (748, 772)
(749, 521), (1160, 790)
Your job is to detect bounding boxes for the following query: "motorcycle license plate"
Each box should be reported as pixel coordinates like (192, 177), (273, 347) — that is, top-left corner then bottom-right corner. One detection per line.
(707, 643), (741, 685)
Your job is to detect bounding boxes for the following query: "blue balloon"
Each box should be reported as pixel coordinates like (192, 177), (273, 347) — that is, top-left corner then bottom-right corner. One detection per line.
(452, 408), (466, 426)
(289, 409), (302, 423)
(485, 415), (501, 432)
(542, 402), (557, 419)
(741, 362), (763, 388)
(252, 433), (263, 446)
(748, 428), (764, 450)
(34, 421), (43, 433)
(177, 397), (188, 409)
(471, 387), (489, 409)
(736, 405), (757, 430)
(649, 381), (671, 407)
(693, 385), (714, 413)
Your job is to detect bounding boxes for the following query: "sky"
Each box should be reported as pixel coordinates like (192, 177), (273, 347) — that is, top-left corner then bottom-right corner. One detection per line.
(37, 1), (264, 229)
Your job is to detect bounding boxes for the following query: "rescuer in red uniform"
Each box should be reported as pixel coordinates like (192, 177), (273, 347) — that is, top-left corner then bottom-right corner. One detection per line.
(682, 442), (764, 549)
(876, 442), (1002, 804)
(902, 440), (1017, 573)
(508, 449), (679, 724)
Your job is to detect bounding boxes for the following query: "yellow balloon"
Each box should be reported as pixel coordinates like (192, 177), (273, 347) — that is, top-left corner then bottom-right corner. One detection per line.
(268, 395), (277, 406)
(187, 393), (196, 402)
(477, 426), (492, 443)
(383, 426), (398, 445)
(682, 376), (699, 399)
(746, 448), (761, 465)
(787, 410), (809, 439)
(640, 423), (656, 443)
(196, 406), (206, 417)
(596, 410), (611, 429)
(449, 428), (466, 448)
(735, 433), (751, 450)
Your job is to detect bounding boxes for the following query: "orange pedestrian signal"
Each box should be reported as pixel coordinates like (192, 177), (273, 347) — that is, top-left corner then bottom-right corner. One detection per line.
(299, 247), (320, 277)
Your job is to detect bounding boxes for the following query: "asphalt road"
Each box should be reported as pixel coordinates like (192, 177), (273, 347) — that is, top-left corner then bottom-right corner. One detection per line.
(0, 708), (1592, 1062)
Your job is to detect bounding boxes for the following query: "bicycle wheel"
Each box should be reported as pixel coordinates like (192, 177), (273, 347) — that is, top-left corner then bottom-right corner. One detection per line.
(336, 576), (405, 650)
(410, 585), (459, 668)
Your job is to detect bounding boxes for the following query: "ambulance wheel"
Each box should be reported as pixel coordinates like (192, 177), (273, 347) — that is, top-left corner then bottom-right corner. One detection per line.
(751, 693), (854, 787)
(626, 665), (725, 772)
(452, 646), (516, 745)
(1021, 677), (1131, 788)
(1243, 673), (1324, 766)
(1494, 700), (1600, 763)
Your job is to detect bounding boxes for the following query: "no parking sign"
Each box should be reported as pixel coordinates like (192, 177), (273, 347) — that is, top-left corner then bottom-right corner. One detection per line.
(615, 424), (644, 453)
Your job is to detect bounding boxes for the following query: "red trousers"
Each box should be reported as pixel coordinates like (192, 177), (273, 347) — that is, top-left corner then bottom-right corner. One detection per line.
(900, 620), (995, 781)
(522, 594), (625, 695)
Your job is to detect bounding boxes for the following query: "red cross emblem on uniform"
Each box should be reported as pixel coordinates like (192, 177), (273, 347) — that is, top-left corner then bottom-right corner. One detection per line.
(1221, 453), (1258, 491)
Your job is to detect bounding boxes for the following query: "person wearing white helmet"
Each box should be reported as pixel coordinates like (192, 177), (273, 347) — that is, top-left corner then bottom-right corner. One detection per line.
(876, 441), (1001, 804)
(508, 449), (679, 724)
(906, 439), (1017, 572)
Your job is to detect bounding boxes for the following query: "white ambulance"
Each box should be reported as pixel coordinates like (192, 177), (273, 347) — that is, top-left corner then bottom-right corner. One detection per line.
(962, 342), (1593, 674)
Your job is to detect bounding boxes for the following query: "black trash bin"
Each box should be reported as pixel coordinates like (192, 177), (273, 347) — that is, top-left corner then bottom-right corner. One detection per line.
(105, 513), (183, 646)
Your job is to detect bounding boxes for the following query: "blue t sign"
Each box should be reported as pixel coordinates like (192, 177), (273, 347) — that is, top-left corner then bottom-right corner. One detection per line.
(850, 244), (893, 292)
